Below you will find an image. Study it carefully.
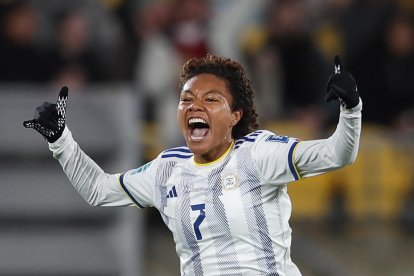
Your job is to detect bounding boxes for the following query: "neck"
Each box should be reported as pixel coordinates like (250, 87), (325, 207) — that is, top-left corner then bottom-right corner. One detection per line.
(193, 140), (234, 166)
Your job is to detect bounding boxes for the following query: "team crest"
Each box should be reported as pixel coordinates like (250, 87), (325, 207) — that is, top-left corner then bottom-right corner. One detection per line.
(222, 174), (239, 190)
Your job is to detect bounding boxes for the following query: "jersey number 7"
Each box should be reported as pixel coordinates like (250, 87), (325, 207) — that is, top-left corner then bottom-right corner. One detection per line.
(191, 204), (206, 240)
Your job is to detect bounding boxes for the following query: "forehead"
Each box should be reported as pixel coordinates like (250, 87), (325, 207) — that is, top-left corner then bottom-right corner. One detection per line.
(182, 73), (231, 96)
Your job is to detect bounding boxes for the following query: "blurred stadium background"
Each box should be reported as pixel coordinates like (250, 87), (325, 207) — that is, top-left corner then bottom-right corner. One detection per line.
(1, 0), (413, 275)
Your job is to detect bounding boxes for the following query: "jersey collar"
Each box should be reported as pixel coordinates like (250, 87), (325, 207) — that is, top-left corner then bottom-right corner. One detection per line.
(192, 140), (234, 167)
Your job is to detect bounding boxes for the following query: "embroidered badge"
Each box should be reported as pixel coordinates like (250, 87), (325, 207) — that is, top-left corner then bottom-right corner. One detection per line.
(222, 174), (239, 190)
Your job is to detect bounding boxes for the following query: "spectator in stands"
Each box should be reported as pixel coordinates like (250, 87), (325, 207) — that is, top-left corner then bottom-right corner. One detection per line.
(44, 9), (105, 90)
(336, 0), (395, 125)
(133, 0), (212, 149)
(382, 10), (414, 130)
(169, 0), (210, 61)
(0, 0), (47, 82)
(335, 1), (414, 128)
(243, 0), (329, 128)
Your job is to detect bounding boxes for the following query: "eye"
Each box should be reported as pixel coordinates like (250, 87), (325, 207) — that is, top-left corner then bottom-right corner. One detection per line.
(205, 97), (218, 103)
(180, 97), (192, 103)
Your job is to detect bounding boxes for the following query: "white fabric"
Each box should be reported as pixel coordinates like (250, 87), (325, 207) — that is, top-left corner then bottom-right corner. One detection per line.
(49, 100), (362, 276)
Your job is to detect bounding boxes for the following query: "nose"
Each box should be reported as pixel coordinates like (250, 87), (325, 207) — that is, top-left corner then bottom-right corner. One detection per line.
(189, 98), (204, 111)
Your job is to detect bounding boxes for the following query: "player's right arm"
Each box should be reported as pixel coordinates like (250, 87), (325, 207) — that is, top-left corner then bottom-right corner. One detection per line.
(49, 126), (134, 206)
(23, 87), (146, 207)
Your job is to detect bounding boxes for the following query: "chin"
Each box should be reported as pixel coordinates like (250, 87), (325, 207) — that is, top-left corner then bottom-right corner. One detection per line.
(186, 139), (208, 155)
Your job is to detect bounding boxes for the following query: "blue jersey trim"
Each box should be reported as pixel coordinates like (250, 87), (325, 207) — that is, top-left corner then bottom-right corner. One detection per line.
(119, 173), (145, 208)
(249, 130), (263, 136)
(164, 147), (191, 153)
(161, 153), (193, 159)
(288, 141), (300, 181)
(234, 131), (263, 149)
(161, 146), (193, 159)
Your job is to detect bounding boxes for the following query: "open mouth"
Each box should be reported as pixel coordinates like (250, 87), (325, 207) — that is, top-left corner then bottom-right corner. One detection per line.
(188, 117), (210, 141)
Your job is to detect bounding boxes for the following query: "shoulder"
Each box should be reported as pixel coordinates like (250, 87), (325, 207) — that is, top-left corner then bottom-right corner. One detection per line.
(158, 145), (193, 162)
(234, 130), (275, 149)
(234, 129), (299, 153)
(131, 146), (191, 175)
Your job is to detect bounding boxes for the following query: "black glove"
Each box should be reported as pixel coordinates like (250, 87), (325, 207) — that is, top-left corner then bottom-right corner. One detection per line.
(23, 86), (68, 143)
(325, 55), (359, 109)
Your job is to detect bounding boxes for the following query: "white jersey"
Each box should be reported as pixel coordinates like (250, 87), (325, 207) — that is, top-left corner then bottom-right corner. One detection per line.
(49, 101), (362, 276)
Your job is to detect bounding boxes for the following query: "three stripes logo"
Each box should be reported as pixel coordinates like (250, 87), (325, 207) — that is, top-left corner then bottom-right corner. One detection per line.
(166, 185), (178, 198)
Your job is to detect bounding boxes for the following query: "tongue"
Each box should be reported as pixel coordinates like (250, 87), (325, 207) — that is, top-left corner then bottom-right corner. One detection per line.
(191, 128), (209, 140)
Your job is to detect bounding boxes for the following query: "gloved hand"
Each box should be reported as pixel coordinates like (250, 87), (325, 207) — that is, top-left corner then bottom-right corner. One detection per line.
(23, 86), (68, 143)
(325, 55), (359, 109)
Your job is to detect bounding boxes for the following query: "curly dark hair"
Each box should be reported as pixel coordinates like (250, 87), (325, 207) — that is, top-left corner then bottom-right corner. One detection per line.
(179, 54), (259, 139)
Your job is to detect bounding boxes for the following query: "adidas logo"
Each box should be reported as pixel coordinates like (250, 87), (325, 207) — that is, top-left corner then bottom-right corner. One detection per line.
(166, 185), (178, 198)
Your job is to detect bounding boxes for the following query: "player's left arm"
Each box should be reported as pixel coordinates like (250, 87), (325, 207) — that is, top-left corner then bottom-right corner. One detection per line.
(294, 55), (362, 177)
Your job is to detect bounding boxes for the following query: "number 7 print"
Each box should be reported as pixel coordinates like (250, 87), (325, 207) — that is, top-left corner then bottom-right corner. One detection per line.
(191, 204), (206, 240)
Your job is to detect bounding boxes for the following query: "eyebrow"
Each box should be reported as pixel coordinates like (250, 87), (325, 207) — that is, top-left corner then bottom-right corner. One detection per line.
(181, 90), (224, 97)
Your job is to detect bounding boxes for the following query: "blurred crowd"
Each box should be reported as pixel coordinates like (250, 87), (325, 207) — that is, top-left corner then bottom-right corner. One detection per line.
(1, 0), (413, 145)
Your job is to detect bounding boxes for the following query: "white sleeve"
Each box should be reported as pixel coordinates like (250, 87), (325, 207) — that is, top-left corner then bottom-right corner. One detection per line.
(118, 158), (158, 208)
(294, 99), (362, 177)
(253, 131), (301, 185)
(48, 127), (134, 207)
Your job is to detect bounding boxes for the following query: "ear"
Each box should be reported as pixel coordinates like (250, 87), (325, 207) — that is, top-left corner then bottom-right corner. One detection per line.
(231, 109), (243, 127)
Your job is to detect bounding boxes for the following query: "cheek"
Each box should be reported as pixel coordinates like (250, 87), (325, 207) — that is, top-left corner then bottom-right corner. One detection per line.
(222, 102), (234, 125)
(223, 100), (232, 114)
(211, 106), (233, 130)
(177, 105), (185, 127)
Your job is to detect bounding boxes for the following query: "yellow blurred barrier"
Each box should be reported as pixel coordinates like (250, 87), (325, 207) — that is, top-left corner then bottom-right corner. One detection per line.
(266, 121), (414, 219)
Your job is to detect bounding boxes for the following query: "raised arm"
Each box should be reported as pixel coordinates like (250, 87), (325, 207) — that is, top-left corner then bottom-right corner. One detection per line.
(294, 55), (362, 177)
(23, 87), (133, 207)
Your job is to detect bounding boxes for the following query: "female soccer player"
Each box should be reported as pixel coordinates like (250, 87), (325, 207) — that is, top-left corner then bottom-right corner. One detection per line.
(24, 54), (362, 276)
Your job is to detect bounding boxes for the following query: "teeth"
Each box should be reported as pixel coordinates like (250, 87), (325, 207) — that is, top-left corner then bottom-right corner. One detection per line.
(188, 118), (207, 125)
